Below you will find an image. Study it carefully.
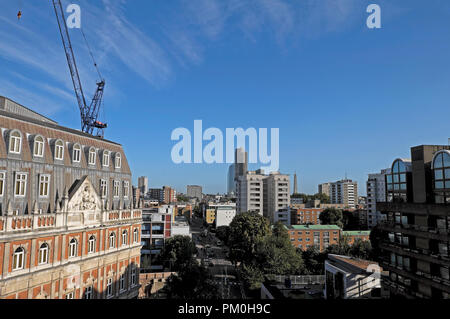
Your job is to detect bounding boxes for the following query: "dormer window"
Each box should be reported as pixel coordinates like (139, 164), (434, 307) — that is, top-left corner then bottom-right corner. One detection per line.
(55, 140), (64, 160)
(33, 136), (44, 157)
(88, 148), (96, 165)
(9, 130), (22, 154)
(103, 150), (110, 167)
(73, 144), (81, 163)
(115, 153), (122, 169)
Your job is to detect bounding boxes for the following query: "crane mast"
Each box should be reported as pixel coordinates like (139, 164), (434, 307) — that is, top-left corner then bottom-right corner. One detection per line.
(52, 0), (107, 137)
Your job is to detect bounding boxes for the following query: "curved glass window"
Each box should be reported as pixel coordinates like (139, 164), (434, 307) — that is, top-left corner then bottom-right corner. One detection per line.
(9, 131), (22, 154)
(387, 159), (408, 201)
(434, 152), (450, 190)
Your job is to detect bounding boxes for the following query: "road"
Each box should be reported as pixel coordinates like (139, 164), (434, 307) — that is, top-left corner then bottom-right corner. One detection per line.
(190, 215), (244, 299)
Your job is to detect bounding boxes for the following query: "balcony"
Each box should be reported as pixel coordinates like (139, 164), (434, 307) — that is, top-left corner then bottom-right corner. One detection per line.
(377, 202), (450, 217)
(379, 221), (449, 242)
(380, 242), (450, 267)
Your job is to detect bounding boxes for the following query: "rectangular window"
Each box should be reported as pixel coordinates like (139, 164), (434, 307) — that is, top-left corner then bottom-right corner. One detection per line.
(66, 292), (74, 299)
(120, 273), (126, 291)
(114, 181), (120, 197)
(101, 180), (107, 197)
(84, 286), (93, 299)
(123, 181), (129, 198)
(131, 268), (136, 286)
(103, 152), (110, 167)
(107, 278), (113, 296)
(73, 147), (81, 163)
(14, 173), (27, 197)
(0, 172), (5, 196)
(39, 175), (50, 197)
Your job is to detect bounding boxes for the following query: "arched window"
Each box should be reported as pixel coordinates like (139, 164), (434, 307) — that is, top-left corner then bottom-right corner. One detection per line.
(13, 247), (25, 270)
(122, 230), (128, 246)
(103, 150), (110, 167)
(33, 135), (45, 157)
(9, 131), (22, 154)
(115, 153), (122, 169)
(38, 243), (49, 264)
(88, 147), (96, 165)
(69, 238), (78, 258)
(72, 144), (81, 163)
(88, 235), (96, 253)
(109, 232), (116, 249)
(133, 228), (139, 243)
(55, 140), (64, 160)
(432, 151), (450, 203)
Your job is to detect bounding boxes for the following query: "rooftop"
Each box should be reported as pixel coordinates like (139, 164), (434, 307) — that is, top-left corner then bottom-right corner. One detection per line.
(289, 225), (341, 230)
(342, 230), (371, 236)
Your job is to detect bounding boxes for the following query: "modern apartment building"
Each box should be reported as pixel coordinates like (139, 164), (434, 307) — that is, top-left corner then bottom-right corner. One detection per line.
(140, 205), (173, 272)
(138, 176), (148, 197)
(162, 186), (176, 204)
(0, 97), (142, 299)
(148, 188), (163, 202)
(327, 180), (358, 209)
(375, 145), (450, 299)
(236, 171), (265, 215)
(263, 172), (290, 223)
(186, 185), (202, 201)
(318, 183), (331, 197)
(367, 169), (391, 228)
(215, 205), (236, 228)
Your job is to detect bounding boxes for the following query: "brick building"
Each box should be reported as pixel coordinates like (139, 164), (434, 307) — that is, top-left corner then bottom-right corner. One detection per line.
(0, 97), (142, 299)
(287, 225), (341, 251)
(290, 208), (323, 225)
(342, 230), (371, 245)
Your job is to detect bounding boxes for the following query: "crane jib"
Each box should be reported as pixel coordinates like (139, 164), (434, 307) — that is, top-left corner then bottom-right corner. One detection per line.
(52, 0), (107, 138)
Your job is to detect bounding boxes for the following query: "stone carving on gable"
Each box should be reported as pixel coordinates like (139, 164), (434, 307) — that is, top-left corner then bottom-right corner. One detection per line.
(68, 179), (102, 212)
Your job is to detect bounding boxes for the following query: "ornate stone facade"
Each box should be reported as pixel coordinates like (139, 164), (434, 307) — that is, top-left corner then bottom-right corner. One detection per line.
(0, 97), (142, 299)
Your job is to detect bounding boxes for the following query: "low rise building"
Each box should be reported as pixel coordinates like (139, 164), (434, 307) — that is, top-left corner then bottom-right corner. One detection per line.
(290, 208), (323, 225)
(215, 205), (236, 228)
(324, 254), (385, 299)
(287, 225), (341, 251)
(342, 231), (371, 245)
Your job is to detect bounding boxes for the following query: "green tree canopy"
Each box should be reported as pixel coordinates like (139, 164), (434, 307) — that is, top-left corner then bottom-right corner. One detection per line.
(216, 225), (231, 245)
(164, 263), (219, 299)
(228, 212), (270, 264)
(158, 235), (197, 271)
(319, 208), (344, 228)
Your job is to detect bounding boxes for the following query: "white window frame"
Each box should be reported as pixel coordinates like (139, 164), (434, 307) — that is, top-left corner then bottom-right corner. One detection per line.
(65, 292), (74, 299)
(107, 278), (113, 297)
(0, 171), (5, 197)
(133, 228), (139, 243)
(33, 136), (44, 157)
(69, 238), (78, 258)
(115, 153), (122, 169)
(103, 150), (110, 167)
(100, 179), (107, 198)
(88, 235), (96, 254)
(84, 286), (93, 299)
(120, 273), (126, 291)
(12, 247), (25, 271)
(88, 148), (96, 165)
(109, 232), (116, 249)
(123, 181), (129, 198)
(38, 243), (49, 265)
(9, 131), (22, 154)
(114, 180), (120, 198)
(122, 230), (128, 246)
(14, 172), (27, 197)
(39, 174), (50, 198)
(72, 144), (81, 163)
(55, 140), (64, 160)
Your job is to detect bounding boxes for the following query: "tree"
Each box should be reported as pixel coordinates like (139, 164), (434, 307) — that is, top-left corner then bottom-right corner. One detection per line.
(349, 239), (372, 260)
(216, 226), (231, 245)
(239, 263), (265, 290)
(228, 212), (270, 265)
(164, 263), (219, 299)
(253, 230), (304, 276)
(158, 235), (197, 271)
(301, 246), (326, 275)
(313, 192), (330, 204)
(319, 208), (344, 228)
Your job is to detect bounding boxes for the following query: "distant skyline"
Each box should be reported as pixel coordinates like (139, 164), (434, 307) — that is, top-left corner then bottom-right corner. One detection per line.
(2, 1), (450, 195)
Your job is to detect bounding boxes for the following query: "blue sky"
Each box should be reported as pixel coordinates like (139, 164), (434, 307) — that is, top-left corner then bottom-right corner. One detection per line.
(1, 0), (450, 195)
